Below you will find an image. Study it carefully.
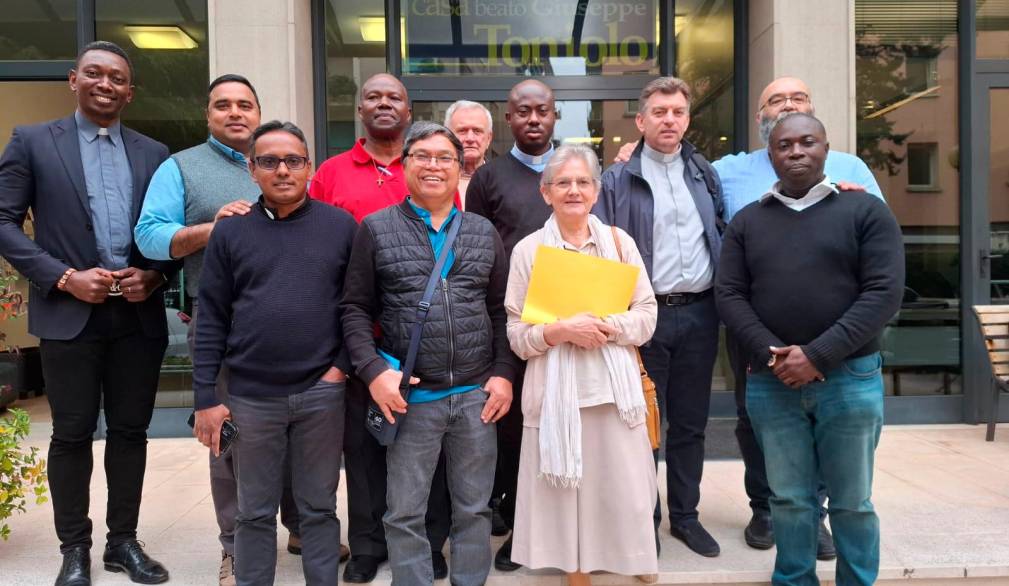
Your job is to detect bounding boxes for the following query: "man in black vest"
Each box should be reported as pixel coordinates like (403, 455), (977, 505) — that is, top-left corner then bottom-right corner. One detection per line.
(0, 41), (175, 586)
(465, 79), (557, 572)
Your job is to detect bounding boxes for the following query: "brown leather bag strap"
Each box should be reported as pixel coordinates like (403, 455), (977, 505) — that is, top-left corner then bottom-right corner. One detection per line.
(610, 225), (624, 264)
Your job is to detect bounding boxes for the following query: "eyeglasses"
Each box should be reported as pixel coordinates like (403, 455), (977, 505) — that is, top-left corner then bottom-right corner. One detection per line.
(253, 155), (309, 171)
(761, 92), (810, 109)
(406, 153), (458, 167)
(546, 178), (595, 191)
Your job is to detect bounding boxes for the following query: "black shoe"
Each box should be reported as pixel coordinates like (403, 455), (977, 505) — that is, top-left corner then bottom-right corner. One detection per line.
(490, 498), (509, 537)
(287, 533), (302, 555)
(744, 513), (774, 550)
(102, 540), (169, 584)
(816, 520), (836, 561)
(670, 520), (721, 558)
(343, 554), (385, 583)
(432, 550), (448, 580)
(55, 546), (91, 586)
(655, 530), (662, 557)
(493, 536), (522, 572)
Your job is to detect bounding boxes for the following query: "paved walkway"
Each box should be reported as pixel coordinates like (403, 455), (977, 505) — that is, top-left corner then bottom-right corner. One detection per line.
(3, 398), (1009, 585)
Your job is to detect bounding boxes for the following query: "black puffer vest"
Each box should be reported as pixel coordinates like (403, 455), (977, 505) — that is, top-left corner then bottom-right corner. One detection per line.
(364, 201), (499, 388)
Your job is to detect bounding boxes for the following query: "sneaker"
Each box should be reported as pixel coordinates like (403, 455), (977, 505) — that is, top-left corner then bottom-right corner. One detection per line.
(219, 551), (236, 586)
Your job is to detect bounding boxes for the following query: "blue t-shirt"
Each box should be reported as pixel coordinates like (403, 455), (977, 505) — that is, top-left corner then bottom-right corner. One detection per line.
(392, 199), (481, 404)
(713, 149), (885, 222)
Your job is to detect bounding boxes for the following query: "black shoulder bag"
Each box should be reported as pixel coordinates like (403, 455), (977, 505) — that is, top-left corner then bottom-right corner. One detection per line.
(365, 213), (462, 446)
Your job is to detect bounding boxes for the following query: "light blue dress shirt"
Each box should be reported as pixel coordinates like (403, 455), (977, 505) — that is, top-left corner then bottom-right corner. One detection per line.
(510, 143), (555, 172)
(713, 149), (885, 222)
(75, 110), (133, 269)
(134, 137), (247, 260)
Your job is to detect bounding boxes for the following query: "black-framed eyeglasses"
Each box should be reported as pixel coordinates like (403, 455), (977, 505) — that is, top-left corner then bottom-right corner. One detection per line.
(406, 153), (459, 167)
(760, 92), (811, 110)
(253, 155), (309, 171)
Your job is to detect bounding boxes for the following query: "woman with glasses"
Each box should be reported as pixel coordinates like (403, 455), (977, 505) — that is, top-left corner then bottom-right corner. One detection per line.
(503, 143), (659, 585)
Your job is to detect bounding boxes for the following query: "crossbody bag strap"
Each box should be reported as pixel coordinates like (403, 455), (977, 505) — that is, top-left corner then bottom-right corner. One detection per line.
(399, 213), (463, 395)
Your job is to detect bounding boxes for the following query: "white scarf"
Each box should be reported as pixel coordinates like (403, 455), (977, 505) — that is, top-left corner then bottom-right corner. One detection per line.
(538, 214), (647, 488)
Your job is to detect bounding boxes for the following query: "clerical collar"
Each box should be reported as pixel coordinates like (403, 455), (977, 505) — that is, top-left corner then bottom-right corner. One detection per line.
(641, 142), (682, 164)
(510, 143), (555, 166)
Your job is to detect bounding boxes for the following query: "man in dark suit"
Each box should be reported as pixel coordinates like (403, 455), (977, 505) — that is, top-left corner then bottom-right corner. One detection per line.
(0, 41), (176, 586)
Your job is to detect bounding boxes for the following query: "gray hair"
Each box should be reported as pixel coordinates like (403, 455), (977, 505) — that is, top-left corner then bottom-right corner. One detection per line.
(444, 100), (493, 131)
(401, 121), (464, 167)
(639, 76), (692, 112)
(540, 143), (602, 189)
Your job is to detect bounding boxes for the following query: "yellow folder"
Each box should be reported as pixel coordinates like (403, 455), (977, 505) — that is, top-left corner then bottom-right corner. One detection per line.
(521, 245), (640, 325)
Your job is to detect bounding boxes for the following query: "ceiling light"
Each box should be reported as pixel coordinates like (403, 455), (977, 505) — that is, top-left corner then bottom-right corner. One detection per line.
(125, 26), (197, 50)
(359, 17), (386, 42)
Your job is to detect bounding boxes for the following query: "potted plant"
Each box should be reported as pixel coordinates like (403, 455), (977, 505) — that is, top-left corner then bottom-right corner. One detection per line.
(0, 406), (47, 540)
(0, 263), (24, 410)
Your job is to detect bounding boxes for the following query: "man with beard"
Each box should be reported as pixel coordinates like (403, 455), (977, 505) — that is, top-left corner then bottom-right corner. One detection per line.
(716, 112), (903, 586)
(309, 72), (452, 583)
(465, 79), (557, 572)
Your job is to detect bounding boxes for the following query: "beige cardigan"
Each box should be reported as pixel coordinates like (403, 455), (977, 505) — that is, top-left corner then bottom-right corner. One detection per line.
(504, 225), (658, 428)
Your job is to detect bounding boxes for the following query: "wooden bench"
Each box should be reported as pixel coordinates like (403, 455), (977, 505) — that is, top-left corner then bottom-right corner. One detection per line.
(971, 305), (1009, 441)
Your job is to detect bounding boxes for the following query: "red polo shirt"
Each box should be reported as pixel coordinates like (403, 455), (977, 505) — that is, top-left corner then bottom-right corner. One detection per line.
(309, 139), (408, 222)
(310, 138), (461, 222)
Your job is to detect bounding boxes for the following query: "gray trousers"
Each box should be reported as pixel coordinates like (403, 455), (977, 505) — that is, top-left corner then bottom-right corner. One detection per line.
(230, 380), (346, 586)
(187, 304), (299, 555)
(385, 390), (496, 586)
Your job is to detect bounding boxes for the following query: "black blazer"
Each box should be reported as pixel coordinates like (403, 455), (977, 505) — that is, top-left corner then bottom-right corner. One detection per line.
(0, 114), (177, 340)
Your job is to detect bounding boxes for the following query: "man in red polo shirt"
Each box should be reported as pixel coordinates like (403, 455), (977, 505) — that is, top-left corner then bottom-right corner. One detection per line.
(310, 73), (452, 583)
(310, 73), (410, 221)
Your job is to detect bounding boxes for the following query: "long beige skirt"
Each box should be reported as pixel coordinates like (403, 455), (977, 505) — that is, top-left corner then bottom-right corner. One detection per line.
(512, 403), (658, 575)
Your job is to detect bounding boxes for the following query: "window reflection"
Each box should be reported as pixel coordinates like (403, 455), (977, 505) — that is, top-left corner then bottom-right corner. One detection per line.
(856, 0), (961, 396)
(0, 0), (76, 61)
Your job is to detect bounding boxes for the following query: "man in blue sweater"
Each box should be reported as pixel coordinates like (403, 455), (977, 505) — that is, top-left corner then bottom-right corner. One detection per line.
(716, 113), (904, 586)
(193, 121), (357, 586)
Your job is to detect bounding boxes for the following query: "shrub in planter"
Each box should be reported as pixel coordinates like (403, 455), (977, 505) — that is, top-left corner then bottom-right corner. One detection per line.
(0, 407), (47, 540)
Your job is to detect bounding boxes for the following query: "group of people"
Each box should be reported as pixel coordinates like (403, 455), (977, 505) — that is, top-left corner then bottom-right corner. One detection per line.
(0, 39), (905, 586)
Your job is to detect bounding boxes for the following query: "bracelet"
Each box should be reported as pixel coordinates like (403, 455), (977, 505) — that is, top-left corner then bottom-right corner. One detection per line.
(57, 268), (77, 291)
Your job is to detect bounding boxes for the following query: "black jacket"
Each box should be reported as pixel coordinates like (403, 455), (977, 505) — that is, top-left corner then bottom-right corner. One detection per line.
(341, 200), (519, 389)
(0, 114), (177, 340)
(594, 139), (725, 281)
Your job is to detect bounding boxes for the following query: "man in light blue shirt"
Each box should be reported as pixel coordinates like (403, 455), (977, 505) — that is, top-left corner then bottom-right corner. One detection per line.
(714, 77), (883, 222)
(134, 74), (308, 585)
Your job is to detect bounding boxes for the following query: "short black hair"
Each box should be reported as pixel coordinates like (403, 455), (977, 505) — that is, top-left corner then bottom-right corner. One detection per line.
(249, 121), (309, 159)
(770, 112), (827, 140)
(76, 41), (134, 81)
(208, 74), (261, 109)
(401, 121), (464, 167)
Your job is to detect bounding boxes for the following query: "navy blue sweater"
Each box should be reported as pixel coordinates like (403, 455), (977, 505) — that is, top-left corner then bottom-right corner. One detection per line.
(193, 198), (357, 410)
(715, 190), (904, 375)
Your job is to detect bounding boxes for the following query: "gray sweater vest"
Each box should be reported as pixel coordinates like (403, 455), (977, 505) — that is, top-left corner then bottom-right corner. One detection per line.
(172, 141), (259, 296)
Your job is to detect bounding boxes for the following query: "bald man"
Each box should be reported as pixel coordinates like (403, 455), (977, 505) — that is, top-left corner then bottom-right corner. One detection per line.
(309, 73), (452, 583)
(465, 79), (558, 572)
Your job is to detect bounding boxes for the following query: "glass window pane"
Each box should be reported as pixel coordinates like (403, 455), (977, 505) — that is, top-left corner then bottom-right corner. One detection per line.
(401, 0), (659, 77)
(856, 0), (961, 397)
(977, 0), (1009, 59)
(989, 89), (1009, 304)
(325, 0), (387, 157)
(0, 0), (77, 61)
(96, 0), (209, 154)
(675, 0), (734, 160)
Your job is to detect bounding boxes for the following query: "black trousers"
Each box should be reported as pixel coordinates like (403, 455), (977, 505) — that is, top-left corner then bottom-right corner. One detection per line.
(343, 377), (451, 557)
(640, 296), (719, 526)
(725, 332), (828, 518)
(491, 365), (524, 530)
(40, 300), (167, 552)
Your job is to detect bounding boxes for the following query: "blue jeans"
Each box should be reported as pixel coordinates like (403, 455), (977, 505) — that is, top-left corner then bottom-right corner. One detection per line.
(746, 353), (884, 586)
(385, 389), (496, 586)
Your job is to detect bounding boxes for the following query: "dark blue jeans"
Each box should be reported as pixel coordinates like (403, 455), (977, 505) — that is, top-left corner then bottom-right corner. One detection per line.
(747, 353), (884, 586)
(639, 295), (719, 526)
